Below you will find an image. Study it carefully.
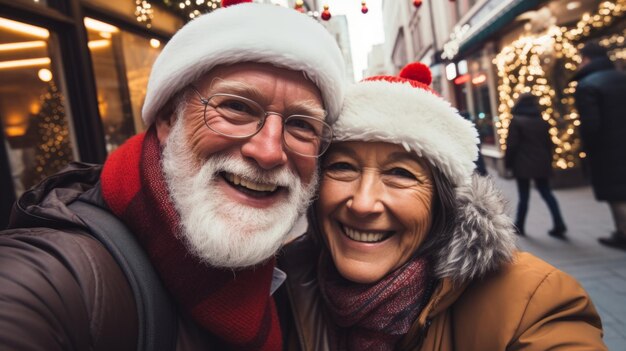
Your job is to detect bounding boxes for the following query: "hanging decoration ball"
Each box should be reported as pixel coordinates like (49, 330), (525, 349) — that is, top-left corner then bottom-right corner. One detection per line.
(361, 1), (368, 14)
(321, 4), (331, 21)
(295, 0), (305, 12)
(413, 0), (423, 8)
(221, 0), (252, 8)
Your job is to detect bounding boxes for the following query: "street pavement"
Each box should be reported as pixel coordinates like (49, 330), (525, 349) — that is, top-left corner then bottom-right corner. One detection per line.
(491, 173), (626, 350)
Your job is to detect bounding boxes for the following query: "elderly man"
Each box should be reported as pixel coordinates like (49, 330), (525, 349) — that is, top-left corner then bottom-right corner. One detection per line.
(0, 1), (345, 350)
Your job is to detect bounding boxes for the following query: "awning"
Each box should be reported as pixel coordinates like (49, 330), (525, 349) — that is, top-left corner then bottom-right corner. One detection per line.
(457, 0), (546, 56)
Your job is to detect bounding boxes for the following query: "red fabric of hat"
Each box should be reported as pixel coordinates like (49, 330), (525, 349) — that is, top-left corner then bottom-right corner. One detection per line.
(363, 62), (438, 95)
(221, 0), (251, 7)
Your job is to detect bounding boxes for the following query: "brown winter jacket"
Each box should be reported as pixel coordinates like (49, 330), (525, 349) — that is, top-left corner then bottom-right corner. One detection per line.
(0, 163), (219, 350)
(278, 176), (607, 351)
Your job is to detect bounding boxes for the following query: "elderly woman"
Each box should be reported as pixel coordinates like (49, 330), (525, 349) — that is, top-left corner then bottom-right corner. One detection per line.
(277, 63), (606, 350)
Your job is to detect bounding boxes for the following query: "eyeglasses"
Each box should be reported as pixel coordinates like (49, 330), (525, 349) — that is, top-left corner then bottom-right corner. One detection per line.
(190, 86), (333, 157)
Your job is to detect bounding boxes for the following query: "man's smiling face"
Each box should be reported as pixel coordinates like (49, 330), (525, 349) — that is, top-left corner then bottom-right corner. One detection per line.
(157, 62), (324, 267)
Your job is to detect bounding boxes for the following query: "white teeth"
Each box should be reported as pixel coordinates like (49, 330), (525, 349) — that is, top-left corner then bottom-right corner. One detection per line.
(224, 173), (278, 192)
(343, 226), (389, 243)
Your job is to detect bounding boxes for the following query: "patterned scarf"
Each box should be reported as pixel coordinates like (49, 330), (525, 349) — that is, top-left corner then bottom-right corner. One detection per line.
(318, 252), (432, 351)
(100, 127), (282, 350)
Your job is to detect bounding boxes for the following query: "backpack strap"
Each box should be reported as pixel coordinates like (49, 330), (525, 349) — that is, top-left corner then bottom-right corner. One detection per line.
(69, 195), (177, 351)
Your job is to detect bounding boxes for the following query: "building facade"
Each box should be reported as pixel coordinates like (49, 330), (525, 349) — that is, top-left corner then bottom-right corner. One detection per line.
(320, 14), (356, 83)
(363, 43), (391, 77)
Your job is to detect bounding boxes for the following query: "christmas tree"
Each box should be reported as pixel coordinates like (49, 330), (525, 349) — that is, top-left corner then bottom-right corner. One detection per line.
(32, 81), (74, 183)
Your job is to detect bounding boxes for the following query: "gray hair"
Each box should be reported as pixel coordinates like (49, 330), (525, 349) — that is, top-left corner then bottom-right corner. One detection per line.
(412, 166), (457, 263)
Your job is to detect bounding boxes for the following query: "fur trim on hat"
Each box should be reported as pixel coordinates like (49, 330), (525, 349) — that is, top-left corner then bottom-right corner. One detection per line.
(142, 3), (346, 126)
(334, 80), (479, 186)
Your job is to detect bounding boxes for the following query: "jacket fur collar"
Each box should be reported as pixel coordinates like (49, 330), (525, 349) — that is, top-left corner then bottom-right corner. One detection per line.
(434, 174), (517, 284)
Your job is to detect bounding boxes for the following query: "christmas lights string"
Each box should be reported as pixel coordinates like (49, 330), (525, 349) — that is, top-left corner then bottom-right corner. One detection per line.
(494, 0), (626, 170)
(135, 0), (154, 28)
(131, 0), (398, 25)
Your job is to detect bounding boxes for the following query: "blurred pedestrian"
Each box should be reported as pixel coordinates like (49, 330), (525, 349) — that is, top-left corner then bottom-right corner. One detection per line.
(505, 93), (567, 237)
(571, 41), (626, 251)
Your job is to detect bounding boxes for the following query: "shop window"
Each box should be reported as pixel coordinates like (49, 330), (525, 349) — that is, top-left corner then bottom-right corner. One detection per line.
(84, 0), (183, 35)
(471, 76), (495, 145)
(85, 17), (162, 152)
(453, 79), (469, 115)
(15, 0), (48, 6)
(0, 17), (75, 196)
(469, 53), (495, 145)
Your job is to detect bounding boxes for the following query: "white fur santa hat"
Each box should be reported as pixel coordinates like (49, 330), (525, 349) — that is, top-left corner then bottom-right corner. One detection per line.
(333, 62), (479, 186)
(142, 0), (346, 126)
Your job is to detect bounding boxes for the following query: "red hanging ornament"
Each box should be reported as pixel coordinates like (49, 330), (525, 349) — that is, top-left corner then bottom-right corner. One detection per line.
(413, 0), (422, 8)
(294, 0), (305, 13)
(321, 4), (331, 21)
(361, 1), (368, 14)
(221, 0), (251, 8)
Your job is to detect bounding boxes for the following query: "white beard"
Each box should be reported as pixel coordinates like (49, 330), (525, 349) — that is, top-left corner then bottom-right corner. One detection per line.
(161, 105), (318, 268)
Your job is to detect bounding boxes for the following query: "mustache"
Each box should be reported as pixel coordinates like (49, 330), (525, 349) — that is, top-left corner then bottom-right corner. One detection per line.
(201, 154), (299, 188)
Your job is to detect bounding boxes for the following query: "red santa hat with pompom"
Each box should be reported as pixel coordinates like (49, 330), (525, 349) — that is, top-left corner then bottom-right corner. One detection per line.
(142, 0), (346, 126)
(332, 62), (479, 186)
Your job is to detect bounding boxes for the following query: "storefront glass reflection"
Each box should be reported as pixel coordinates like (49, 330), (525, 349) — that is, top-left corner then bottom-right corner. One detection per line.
(15, 0), (47, 6)
(469, 54), (495, 145)
(85, 18), (162, 153)
(0, 17), (74, 196)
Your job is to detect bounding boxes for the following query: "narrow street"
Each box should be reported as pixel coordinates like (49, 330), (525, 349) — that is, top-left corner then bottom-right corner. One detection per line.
(492, 173), (626, 350)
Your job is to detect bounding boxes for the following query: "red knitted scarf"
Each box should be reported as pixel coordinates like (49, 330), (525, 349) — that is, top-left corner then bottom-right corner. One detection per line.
(100, 127), (282, 350)
(318, 253), (432, 351)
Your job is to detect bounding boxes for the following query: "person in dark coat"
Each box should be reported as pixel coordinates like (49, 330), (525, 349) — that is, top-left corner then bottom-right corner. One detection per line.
(505, 93), (566, 237)
(572, 42), (626, 250)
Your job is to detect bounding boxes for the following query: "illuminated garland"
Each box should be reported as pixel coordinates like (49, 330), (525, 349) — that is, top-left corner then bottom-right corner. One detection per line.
(602, 30), (626, 61)
(494, 0), (626, 169)
(161, 0), (219, 20)
(135, 0), (220, 25)
(134, 1), (376, 26)
(135, 0), (154, 28)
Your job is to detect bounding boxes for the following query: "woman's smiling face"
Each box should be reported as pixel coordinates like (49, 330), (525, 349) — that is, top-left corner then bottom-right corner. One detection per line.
(317, 141), (435, 284)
